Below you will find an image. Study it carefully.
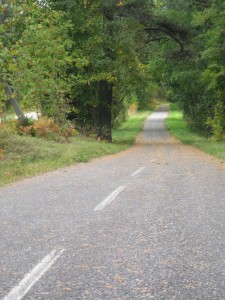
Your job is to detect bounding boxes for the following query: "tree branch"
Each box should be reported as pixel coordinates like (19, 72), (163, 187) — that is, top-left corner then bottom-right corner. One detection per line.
(146, 37), (164, 43)
(145, 26), (185, 52)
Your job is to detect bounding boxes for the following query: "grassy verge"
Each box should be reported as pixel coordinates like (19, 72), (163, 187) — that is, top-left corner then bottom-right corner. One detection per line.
(0, 110), (151, 187)
(166, 104), (225, 160)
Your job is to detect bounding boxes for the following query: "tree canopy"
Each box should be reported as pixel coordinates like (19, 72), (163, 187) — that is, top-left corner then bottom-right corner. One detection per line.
(0, 0), (224, 140)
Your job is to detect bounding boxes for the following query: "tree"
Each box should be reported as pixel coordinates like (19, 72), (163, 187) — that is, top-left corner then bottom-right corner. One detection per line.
(0, 1), (73, 123)
(146, 0), (225, 137)
(54, 0), (156, 141)
(3, 0), (222, 141)
(0, 1), (26, 121)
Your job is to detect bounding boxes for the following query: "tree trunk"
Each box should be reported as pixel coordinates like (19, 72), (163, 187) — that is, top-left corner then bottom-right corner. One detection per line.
(4, 84), (26, 121)
(96, 80), (113, 142)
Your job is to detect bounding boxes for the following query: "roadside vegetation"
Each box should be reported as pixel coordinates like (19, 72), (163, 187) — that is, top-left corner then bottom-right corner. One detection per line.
(2, 1), (224, 145)
(1, 1), (225, 184)
(167, 104), (225, 161)
(0, 110), (151, 187)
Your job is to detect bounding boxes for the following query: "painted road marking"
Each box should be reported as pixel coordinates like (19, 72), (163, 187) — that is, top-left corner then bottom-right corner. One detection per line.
(3, 249), (65, 300)
(130, 167), (145, 177)
(94, 186), (126, 211)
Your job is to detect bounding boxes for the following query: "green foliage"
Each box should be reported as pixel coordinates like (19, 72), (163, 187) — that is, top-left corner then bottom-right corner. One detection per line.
(167, 104), (225, 161)
(0, 1), (73, 123)
(0, 84), (6, 116)
(0, 109), (151, 186)
(18, 117), (34, 127)
(59, 0), (155, 136)
(113, 110), (150, 144)
(150, 0), (225, 138)
(207, 102), (225, 141)
(17, 117), (76, 142)
(2, 0), (223, 141)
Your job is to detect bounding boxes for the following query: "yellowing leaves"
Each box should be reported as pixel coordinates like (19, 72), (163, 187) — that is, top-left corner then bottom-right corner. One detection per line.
(118, 0), (125, 7)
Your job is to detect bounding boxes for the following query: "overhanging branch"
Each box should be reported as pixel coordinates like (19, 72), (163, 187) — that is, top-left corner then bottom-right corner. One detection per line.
(145, 26), (185, 52)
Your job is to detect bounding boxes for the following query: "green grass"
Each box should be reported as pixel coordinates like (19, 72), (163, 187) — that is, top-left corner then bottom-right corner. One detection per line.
(0, 110), (151, 187)
(166, 104), (225, 160)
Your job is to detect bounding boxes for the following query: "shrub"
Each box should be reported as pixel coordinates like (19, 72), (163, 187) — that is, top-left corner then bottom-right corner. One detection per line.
(19, 117), (34, 127)
(17, 117), (77, 142)
(33, 118), (61, 139)
(207, 101), (225, 141)
(60, 122), (77, 141)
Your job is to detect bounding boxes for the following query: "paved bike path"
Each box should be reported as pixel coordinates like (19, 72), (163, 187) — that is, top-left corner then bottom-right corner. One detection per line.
(0, 105), (224, 299)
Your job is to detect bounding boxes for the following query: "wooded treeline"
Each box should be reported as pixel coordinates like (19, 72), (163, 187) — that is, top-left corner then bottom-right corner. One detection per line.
(0, 0), (224, 141)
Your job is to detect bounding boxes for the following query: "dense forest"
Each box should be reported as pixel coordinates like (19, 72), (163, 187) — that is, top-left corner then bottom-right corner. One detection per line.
(0, 0), (224, 141)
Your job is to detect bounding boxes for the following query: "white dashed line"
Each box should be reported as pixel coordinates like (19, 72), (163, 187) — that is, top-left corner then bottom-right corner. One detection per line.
(3, 249), (65, 300)
(130, 167), (145, 177)
(94, 186), (126, 211)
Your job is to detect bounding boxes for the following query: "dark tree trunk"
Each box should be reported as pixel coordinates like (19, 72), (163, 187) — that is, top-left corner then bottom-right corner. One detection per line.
(96, 80), (113, 142)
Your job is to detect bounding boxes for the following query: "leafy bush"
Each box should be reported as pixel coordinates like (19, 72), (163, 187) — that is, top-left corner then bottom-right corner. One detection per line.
(17, 118), (77, 142)
(18, 117), (35, 127)
(207, 101), (225, 141)
(60, 122), (77, 141)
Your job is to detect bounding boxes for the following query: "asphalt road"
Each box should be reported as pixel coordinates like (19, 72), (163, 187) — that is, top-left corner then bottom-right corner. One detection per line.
(0, 105), (225, 299)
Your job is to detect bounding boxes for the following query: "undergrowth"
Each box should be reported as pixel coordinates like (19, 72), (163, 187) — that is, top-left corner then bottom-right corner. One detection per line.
(0, 110), (151, 186)
(166, 104), (225, 161)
